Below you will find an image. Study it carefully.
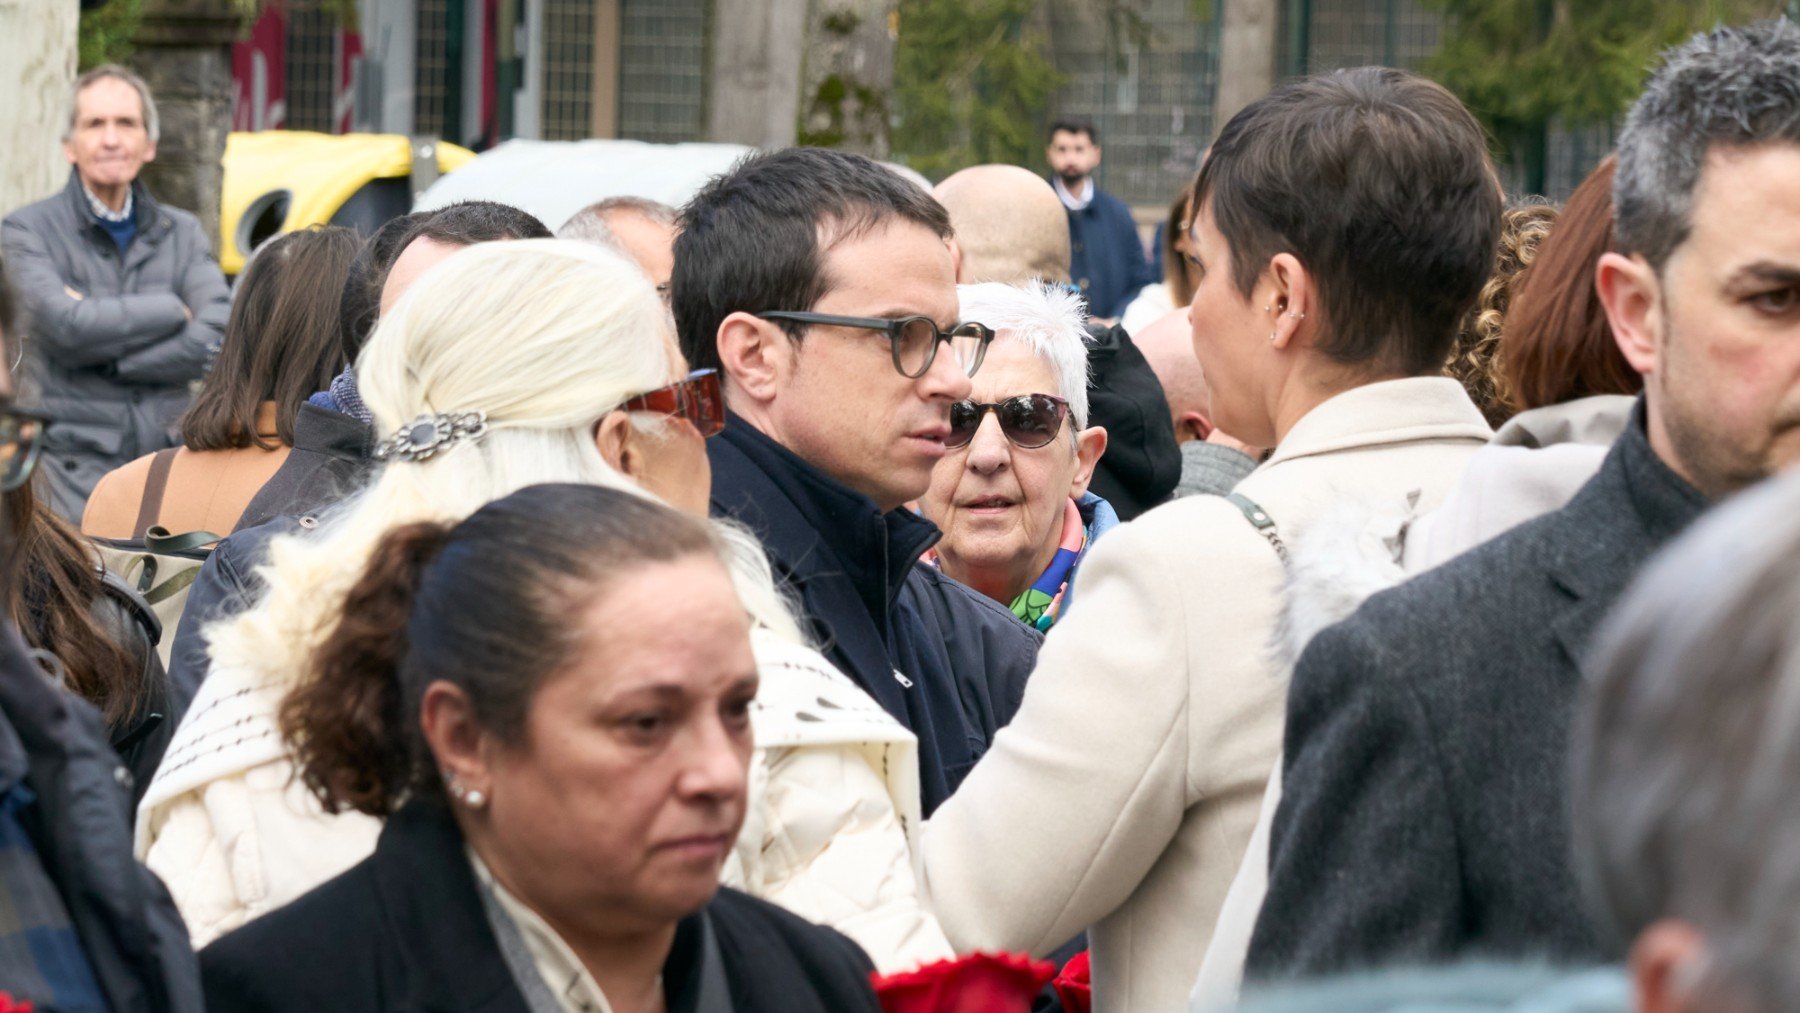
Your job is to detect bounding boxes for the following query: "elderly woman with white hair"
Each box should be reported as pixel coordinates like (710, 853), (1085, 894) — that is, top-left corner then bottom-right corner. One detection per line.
(919, 281), (1116, 630)
(134, 238), (952, 974)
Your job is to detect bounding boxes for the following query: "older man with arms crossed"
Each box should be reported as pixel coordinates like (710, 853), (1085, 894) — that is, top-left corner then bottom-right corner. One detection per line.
(1, 65), (229, 521)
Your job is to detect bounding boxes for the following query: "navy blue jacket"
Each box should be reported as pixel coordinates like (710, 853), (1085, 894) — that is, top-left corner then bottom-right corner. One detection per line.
(1064, 182), (1154, 320)
(708, 415), (1042, 815)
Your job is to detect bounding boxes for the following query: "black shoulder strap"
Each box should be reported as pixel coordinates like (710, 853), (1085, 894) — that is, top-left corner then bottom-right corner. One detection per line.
(1226, 491), (1289, 565)
(132, 447), (181, 540)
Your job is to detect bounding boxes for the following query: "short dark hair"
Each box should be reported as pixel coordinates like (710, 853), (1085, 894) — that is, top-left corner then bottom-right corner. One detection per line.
(337, 211), (431, 364)
(1049, 117), (1098, 145)
(337, 202), (552, 362)
(1614, 20), (1800, 271)
(672, 147), (952, 374)
(181, 226), (362, 451)
(1194, 67), (1501, 377)
(282, 484), (725, 816)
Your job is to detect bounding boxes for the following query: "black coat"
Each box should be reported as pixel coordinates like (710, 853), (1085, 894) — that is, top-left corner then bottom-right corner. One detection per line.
(0, 626), (201, 1012)
(1062, 181), (1155, 320)
(708, 414), (1041, 815)
(1247, 403), (1709, 980)
(1083, 322), (1181, 520)
(200, 801), (880, 1013)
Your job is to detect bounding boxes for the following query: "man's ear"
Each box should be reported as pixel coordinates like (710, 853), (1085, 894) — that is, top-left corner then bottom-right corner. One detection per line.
(1069, 425), (1109, 498)
(142, 139), (157, 165)
(1629, 919), (1708, 1013)
(1597, 252), (1660, 377)
(1176, 410), (1212, 442)
(716, 311), (790, 406)
(63, 138), (77, 166)
(947, 238), (966, 283)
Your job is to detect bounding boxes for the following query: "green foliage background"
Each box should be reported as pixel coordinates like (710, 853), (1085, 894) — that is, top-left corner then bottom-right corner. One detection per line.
(889, 0), (1065, 179)
(1419, 0), (1784, 188)
(78, 0), (144, 69)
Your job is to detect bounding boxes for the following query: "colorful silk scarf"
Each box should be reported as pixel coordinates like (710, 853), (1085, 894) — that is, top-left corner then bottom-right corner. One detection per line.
(1010, 498), (1088, 631)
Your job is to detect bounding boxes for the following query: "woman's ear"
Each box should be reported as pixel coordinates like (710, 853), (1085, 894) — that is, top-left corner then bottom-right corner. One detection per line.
(1069, 425), (1109, 498)
(594, 411), (637, 480)
(419, 680), (491, 804)
(1265, 253), (1313, 352)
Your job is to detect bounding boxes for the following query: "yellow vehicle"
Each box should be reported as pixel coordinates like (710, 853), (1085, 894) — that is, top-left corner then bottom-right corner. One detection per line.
(219, 131), (476, 274)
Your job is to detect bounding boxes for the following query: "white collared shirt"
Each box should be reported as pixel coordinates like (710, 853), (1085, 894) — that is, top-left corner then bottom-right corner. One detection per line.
(1052, 175), (1094, 211)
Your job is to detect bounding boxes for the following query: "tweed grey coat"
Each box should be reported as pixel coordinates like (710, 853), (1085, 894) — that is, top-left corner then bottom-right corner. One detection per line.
(1247, 401), (1708, 980)
(1, 172), (230, 519)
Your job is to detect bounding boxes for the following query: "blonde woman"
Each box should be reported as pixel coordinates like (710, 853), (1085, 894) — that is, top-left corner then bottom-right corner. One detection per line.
(135, 239), (950, 972)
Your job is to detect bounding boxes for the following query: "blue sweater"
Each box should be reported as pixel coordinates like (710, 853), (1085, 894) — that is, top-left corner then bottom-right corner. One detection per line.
(1064, 182), (1154, 319)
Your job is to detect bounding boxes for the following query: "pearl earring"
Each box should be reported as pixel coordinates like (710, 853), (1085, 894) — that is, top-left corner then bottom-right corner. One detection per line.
(462, 788), (487, 809)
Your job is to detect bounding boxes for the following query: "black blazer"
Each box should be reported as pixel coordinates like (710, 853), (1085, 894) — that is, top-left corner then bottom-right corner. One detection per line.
(1247, 403), (1709, 980)
(200, 802), (881, 1012)
(707, 413), (1041, 814)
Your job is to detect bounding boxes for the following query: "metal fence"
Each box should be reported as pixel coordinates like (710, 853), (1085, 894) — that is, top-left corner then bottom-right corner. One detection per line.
(617, 0), (710, 143)
(1046, 0), (1219, 208)
(542, 0), (596, 140)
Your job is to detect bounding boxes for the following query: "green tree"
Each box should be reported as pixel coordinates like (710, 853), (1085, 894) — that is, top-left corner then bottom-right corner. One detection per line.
(890, 0), (1065, 179)
(78, 0), (144, 69)
(1422, 0), (1783, 193)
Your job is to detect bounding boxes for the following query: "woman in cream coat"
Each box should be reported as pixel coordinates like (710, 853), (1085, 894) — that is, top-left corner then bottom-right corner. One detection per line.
(917, 68), (1502, 1010)
(135, 240), (950, 973)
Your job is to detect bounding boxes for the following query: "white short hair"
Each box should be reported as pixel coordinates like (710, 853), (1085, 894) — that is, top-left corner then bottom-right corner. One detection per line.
(957, 281), (1093, 427)
(67, 65), (159, 143)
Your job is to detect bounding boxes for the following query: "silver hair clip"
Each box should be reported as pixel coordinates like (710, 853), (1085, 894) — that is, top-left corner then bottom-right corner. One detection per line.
(373, 410), (489, 463)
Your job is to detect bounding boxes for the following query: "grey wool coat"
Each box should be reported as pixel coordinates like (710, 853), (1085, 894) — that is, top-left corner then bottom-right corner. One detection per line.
(1247, 401), (1708, 981)
(1, 171), (230, 519)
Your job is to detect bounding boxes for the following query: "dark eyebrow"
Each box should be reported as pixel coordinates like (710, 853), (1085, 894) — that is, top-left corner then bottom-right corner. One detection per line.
(1727, 261), (1800, 288)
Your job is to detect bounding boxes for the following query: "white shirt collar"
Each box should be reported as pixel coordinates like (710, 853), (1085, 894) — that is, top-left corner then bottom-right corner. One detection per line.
(1053, 176), (1094, 211)
(468, 847), (616, 1013)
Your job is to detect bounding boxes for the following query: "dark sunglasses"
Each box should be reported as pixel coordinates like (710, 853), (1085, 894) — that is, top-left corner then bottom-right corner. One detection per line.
(756, 311), (994, 379)
(946, 394), (1072, 450)
(618, 369), (725, 438)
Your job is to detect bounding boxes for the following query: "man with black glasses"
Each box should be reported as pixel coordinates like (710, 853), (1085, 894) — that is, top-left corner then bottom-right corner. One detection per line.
(673, 147), (1042, 816)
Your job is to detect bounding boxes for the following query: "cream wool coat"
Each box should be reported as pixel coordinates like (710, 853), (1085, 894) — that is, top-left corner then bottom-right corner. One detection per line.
(919, 377), (1492, 1012)
(136, 627), (952, 972)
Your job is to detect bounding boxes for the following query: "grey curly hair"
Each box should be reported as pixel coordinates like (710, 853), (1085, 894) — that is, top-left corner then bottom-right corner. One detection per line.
(1613, 19), (1800, 271)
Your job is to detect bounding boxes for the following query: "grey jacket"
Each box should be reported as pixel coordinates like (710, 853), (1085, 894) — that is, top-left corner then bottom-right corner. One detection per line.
(1247, 402), (1708, 980)
(1, 172), (230, 519)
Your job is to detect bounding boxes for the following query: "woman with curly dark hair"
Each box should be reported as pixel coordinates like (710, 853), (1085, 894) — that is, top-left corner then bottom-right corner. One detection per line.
(1442, 202), (1560, 427)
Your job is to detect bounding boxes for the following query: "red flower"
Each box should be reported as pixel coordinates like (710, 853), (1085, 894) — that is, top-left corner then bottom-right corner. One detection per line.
(871, 951), (1055, 1013)
(1053, 950), (1092, 1013)
(0, 992), (34, 1013)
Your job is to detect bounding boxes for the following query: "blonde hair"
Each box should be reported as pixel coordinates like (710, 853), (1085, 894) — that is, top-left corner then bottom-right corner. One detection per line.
(206, 239), (800, 689)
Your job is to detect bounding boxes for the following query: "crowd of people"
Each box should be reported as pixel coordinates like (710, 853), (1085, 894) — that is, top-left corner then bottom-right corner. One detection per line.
(0, 16), (1798, 1013)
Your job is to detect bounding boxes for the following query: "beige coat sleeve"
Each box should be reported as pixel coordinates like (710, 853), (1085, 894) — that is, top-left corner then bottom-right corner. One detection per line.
(141, 759), (381, 946)
(918, 500), (1284, 957)
(742, 744), (954, 973)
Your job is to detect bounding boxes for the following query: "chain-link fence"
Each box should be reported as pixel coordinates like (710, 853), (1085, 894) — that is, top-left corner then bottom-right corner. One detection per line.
(617, 0), (710, 143)
(1046, 0), (1218, 209)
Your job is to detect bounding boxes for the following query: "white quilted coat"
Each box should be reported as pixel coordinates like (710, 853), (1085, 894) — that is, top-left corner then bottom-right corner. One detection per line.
(136, 626), (952, 972)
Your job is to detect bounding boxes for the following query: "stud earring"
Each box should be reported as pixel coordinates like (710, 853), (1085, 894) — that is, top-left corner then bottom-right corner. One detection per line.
(1288, 310), (1306, 320)
(462, 788), (487, 809)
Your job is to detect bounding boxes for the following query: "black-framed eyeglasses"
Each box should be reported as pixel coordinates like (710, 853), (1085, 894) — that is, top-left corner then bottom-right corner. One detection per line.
(757, 311), (994, 379)
(946, 394), (1072, 450)
(0, 407), (47, 493)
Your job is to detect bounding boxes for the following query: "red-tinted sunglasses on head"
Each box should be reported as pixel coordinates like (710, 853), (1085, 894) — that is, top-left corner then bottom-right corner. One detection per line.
(619, 368), (726, 437)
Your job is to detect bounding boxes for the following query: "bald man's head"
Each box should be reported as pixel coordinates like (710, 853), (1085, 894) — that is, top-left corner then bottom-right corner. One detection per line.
(1134, 307), (1213, 442)
(933, 165), (1070, 286)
